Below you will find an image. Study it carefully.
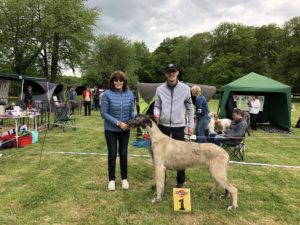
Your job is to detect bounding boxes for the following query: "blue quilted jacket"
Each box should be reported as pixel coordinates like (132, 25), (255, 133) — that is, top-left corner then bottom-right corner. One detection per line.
(101, 89), (135, 132)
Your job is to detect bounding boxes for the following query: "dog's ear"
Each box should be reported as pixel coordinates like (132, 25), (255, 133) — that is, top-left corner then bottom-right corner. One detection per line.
(146, 119), (153, 128)
(213, 112), (218, 120)
(142, 115), (153, 128)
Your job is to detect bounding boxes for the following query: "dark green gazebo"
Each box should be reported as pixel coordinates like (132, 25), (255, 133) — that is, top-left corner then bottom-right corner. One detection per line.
(218, 72), (291, 130)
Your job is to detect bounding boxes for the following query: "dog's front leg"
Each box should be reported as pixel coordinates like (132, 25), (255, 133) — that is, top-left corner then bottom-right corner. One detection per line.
(152, 164), (166, 203)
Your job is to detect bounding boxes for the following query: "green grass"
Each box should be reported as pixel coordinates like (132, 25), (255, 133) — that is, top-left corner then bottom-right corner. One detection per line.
(0, 100), (300, 225)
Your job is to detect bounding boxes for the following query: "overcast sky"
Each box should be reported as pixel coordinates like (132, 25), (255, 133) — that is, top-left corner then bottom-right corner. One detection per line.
(86, 0), (299, 52)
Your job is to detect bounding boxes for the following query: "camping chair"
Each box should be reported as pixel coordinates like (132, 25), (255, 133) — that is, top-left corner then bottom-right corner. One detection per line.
(51, 102), (76, 132)
(220, 112), (250, 160)
(221, 136), (245, 160)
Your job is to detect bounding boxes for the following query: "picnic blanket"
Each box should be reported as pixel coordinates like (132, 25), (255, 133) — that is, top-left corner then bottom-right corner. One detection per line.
(131, 138), (150, 148)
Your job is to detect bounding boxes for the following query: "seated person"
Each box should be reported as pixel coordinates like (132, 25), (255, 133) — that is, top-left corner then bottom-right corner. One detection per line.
(208, 108), (248, 146)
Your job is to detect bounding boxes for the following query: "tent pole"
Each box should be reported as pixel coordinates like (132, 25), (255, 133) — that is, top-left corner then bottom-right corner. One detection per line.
(46, 81), (51, 112)
(20, 79), (24, 106)
(46, 81), (51, 130)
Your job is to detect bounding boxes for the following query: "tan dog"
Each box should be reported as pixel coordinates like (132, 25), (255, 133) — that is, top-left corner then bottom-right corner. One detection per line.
(128, 115), (238, 210)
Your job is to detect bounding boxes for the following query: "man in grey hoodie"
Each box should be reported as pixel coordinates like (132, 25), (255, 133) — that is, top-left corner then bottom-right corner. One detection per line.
(153, 63), (194, 188)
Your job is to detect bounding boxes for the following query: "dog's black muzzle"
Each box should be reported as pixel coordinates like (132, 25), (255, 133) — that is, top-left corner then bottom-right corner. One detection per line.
(127, 114), (153, 129)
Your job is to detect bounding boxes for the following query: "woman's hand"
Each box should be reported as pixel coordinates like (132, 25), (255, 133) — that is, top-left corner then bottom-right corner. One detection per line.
(119, 122), (128, 130)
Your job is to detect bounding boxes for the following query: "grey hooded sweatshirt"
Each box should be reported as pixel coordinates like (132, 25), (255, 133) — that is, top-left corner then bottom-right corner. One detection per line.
(154, 81), (194, 128)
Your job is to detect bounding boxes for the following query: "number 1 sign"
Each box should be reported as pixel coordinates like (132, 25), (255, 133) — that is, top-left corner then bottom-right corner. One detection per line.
(173, 188), (191, 212)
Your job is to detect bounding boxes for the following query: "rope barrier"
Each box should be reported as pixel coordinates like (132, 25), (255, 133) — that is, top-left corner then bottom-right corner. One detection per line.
(229, 161), (300, 169)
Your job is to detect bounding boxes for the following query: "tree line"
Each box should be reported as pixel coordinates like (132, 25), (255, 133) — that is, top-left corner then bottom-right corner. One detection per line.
(82, 17), (300, 92)
(0, 0), (98, 82)
(0, 1), (299, 92)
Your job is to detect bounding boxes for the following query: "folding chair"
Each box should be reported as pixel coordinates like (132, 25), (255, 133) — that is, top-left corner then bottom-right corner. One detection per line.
(221, 110), (251, 160)
(221, 136), (245, 160)
(51, 103), (76, 132)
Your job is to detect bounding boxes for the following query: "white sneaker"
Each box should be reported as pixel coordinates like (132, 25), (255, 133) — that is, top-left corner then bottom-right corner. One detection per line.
(108, 180), (115, 191)
(122, 179), (129, 189)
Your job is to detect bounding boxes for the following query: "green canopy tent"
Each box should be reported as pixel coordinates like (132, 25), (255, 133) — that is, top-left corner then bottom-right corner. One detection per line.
(218, 72), (291, 130)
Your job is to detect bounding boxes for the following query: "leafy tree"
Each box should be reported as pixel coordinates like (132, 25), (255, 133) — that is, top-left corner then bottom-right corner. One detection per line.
(211, 22), (256, 57)
(152, 36), (187, 78)
(175, 32), (212, 83)
(254, 24), (284, 75)
(207, 53), (244, 87)
(0, 0), (44, 74)
(275, 17), (300, 92)
(284, 17), (300, 46)
(154, 37), (186, 56)
(81, 34), (135, 87)
(151, 51), (170, 82)
(130, 41), (154, 83)
(39, 0), (98, 81)
(208, 22), (257, 85)
(0, 0), (98, 81)
(276, 46), (300, 91)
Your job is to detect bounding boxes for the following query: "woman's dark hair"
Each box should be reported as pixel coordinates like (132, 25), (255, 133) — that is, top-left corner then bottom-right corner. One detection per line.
(108, 70), (129, 91)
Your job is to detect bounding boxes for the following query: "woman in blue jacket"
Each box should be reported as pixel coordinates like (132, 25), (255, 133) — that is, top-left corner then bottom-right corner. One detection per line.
(191, 85), (211, 143)
(101, 71), (135, 191)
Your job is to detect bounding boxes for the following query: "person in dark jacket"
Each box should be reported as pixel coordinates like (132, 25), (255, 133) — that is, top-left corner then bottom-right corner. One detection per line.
(191, 85), (211, 143)
(24, 85), (33, 108)
(101, 70), (135, 191)
(225, 92), (237, 120)
(208, 108), (247, 146)
(92, 85), (100, 111)
(67, 86), (77, 114)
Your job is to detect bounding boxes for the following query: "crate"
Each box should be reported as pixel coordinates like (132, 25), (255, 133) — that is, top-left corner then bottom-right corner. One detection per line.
(0, 134), (16, 149)
(0, 133), (32, 148)
(17, 134), (32, 147)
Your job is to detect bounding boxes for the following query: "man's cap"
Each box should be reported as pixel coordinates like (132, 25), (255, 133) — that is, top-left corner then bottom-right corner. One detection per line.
(165, 63), (178, 73)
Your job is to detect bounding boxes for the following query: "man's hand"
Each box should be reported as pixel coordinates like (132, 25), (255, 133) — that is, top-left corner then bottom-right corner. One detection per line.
(187, 128), (194, 136)
(153, 113), (160, 122)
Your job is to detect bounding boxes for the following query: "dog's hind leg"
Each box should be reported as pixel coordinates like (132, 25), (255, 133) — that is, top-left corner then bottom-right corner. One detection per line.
(220, 189), (230, 199)
(209, 161), (238, 210)
(208, 178), (219, 200)
(152, 165), (166, 203)
(222, 182), (238, 210)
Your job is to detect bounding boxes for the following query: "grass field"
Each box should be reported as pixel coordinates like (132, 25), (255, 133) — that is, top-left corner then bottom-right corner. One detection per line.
(0, 100), (300, 225)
